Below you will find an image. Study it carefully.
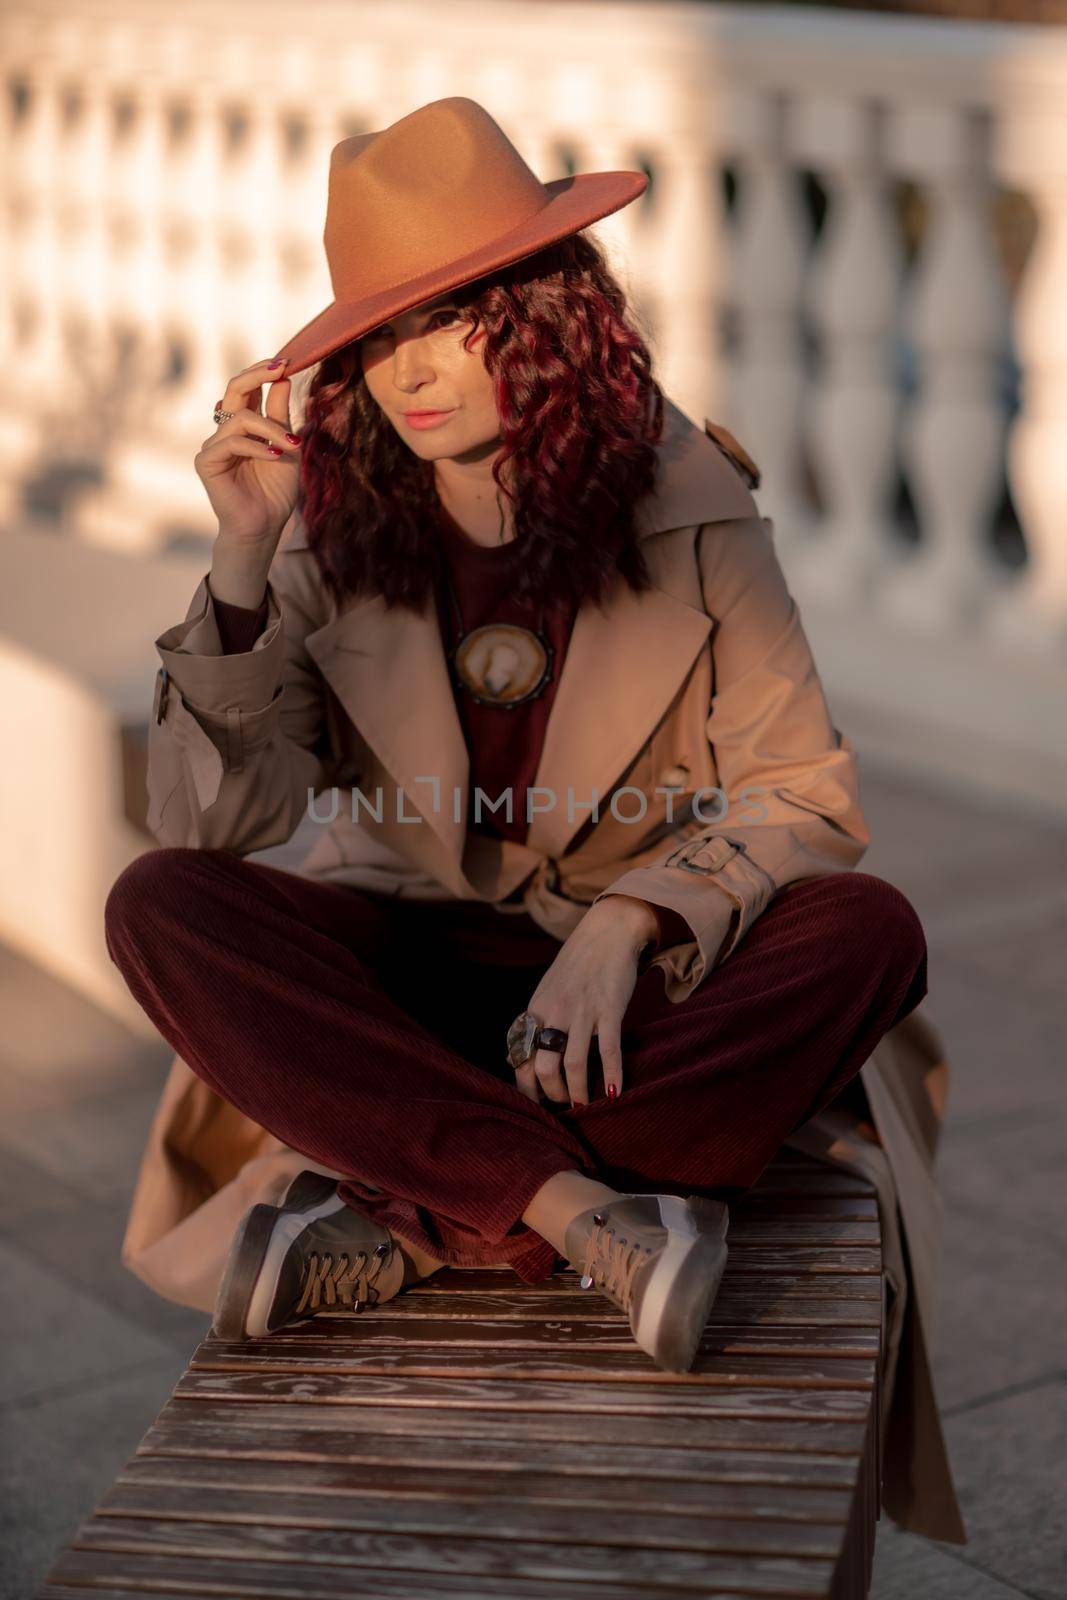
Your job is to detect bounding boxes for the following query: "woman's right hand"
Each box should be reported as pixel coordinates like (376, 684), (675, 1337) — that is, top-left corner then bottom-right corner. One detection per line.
(195, 358), (303, 554)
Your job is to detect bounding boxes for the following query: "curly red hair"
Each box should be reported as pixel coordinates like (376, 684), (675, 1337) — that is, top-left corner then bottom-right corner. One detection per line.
(295, 232), (665, 616)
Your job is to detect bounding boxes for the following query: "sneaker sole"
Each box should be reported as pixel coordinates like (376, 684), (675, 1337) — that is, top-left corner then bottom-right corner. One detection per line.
(212, 1202), (281, 1342)
(634, 1195), (730, 1374)
(212, 1172), (348, 1342)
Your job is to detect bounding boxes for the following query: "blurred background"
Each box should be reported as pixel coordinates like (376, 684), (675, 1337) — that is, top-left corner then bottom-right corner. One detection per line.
(0, 1), (1064, 1596)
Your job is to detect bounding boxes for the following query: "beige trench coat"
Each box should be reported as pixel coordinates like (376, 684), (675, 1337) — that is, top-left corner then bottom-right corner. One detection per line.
(122, 397), (966, 1544)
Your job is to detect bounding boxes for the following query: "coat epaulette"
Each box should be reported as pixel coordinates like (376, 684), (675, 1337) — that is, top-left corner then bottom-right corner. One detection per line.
(703, 419), (761, 492)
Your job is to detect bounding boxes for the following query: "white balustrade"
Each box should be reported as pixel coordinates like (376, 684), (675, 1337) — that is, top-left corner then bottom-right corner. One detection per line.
(997, 98), (1067, 653)
(724, 86), (812, 543)
(796, 97), (901, 605)
(0, 0), (1063, 815)
(886, 104), (1010, 631)
(641, 137), (726, 426)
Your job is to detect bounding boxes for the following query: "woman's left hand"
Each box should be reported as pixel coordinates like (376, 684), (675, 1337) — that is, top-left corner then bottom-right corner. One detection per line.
(510, 895), (658, 1109)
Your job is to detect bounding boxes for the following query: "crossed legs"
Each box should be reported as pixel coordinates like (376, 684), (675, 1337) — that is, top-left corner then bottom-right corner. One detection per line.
(105, 847), (926, 1285)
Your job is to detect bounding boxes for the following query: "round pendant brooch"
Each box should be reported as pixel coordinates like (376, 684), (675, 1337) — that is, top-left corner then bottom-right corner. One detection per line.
(450, 621), (554, 708)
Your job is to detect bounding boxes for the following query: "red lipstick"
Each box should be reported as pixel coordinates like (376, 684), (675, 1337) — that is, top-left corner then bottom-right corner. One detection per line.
(402, 408), (457, 431)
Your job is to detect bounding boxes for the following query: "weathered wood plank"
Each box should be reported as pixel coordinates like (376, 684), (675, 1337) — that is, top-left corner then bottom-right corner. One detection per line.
(188, 1343), (877, 1388)
(78, 1511), (844, 1579)
(195, 1320), (880, 1354)
(41, 1543), (810, 1598)
(363, 1275), (883, 1318)
(155, 1395), (870, 1457)
(47, 1541), (833, 1597)
(690, 1247), (880, 1274)
(406, 1256), (882, 1303)
(174, 1367), (874, 1418)
(138, 1415), (863, 1487)
(302, 1292), (880, 1328)
(699, 1220), (879, 1245)
(118, 1454), (854, 1522)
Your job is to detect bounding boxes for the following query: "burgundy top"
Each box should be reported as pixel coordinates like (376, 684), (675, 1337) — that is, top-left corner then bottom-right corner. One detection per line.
(431, 499), (576, 851)
(206, 518), (692, 967)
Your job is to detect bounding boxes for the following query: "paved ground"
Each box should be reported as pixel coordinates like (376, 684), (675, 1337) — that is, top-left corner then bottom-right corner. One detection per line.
(1, 760), (1065, 1599)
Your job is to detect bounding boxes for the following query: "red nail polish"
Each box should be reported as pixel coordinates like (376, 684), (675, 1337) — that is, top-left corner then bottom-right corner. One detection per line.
(285, 432), (302, 445)
(607, 1084), (618, 1101)
(572, 1101), (586, 1110)
(267, 444), (283, 456)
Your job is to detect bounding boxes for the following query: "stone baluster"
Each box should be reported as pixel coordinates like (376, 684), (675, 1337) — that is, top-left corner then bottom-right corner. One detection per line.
(995, 102), (1067, 652)
(724, 88), (810, 543)
(884, 105), (1008, 631)
(64, 80), (113, 373)
(73, 82), (231, 550)
(215, 99), (285, 362)
(12, 66), (65, 397)
(98, 74), (169, 406)
(0, 54), (24, 516)
(794, 97), (901, 604)
(575, 125), (648, 298)
(569, 120), (687, 414)
(642, 136), (725, 424)
(270, 105), (338, 406)
(159, 87), (230, 438)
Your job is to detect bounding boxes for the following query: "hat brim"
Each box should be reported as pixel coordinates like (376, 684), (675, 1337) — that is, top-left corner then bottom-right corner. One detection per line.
(271, 170), (648, 378)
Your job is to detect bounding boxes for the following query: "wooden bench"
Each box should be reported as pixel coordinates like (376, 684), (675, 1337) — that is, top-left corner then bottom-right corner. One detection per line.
(37, 1147), (884, 1599)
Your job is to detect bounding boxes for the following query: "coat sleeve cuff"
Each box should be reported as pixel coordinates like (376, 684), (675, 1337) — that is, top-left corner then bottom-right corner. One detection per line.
(592, 835), (776, 1001)
(155, 572), (285, 714)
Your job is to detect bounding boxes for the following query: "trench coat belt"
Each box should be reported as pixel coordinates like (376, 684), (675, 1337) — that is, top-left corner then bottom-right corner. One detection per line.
(499, 857), (590, 911)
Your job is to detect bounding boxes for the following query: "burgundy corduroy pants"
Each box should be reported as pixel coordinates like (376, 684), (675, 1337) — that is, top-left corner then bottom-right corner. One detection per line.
(104, 847), (927, 1284)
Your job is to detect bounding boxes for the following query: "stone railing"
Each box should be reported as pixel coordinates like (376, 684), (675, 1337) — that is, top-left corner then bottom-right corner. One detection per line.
(1, 0), (1065, 823)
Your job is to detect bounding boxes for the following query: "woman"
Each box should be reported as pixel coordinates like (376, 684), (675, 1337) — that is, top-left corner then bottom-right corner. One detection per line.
(104, 97), (926, 1381)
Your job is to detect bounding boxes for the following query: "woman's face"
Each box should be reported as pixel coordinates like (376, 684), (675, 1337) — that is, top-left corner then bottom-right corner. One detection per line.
(358, 292), (501, 464)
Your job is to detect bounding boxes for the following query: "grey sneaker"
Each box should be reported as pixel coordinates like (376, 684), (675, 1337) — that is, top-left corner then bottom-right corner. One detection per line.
(563, 1192), (730, 1373)
(212, 1169), (406, 1341)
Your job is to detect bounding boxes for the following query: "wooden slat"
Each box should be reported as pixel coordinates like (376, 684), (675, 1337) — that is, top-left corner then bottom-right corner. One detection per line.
(696, 1247), (880, 1273)
(41, 1544), (819, 1598)
(381, 1273), (883, 1319)
(308, 1290), (881, 1327)
(156, 1394), (871, 1457)
(138, 1414), (864, 1487)
(96, 1481), (845, 1556)
(117, 1453), (854, 1522)
(405, 1247), (882, 1293)
(175, 1368), (874, 1416)
(190, 1342), (877, 1386)
(75, 1516), (840, 1590)
(703, 1220), (879, 1245)
(195, 1319), (880, 1354)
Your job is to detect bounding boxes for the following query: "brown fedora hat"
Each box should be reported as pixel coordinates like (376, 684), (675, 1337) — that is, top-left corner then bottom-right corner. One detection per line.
(271, 96), (648, 377)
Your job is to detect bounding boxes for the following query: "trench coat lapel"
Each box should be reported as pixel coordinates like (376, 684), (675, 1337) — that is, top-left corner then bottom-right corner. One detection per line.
(295, 399), (755, 893)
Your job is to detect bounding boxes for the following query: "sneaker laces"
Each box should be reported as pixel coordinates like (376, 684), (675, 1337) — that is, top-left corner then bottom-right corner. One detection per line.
(294, 1242), (392, 1317)
(578, 1210), (656, 1312)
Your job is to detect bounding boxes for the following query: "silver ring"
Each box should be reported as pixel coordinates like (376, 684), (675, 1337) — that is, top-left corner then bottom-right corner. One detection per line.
(213, 403), (237, 426)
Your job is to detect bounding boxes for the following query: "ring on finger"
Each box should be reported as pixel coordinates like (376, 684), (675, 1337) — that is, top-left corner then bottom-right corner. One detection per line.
(506, 1010), (569, 1072)
(213, 400), (238, 426)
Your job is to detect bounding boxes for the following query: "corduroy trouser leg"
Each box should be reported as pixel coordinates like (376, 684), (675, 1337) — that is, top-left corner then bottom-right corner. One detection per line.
(104, 846), (927, 1285)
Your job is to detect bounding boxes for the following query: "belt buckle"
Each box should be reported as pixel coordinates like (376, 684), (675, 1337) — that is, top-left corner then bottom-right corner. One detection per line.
(669, 835), (740, 875)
